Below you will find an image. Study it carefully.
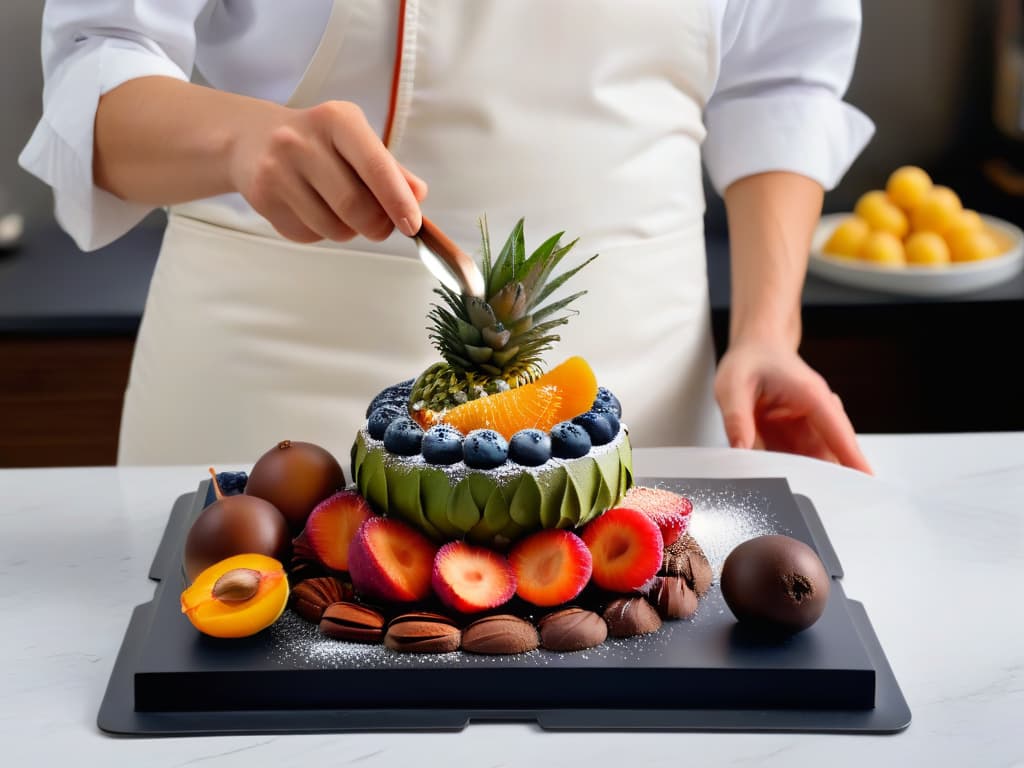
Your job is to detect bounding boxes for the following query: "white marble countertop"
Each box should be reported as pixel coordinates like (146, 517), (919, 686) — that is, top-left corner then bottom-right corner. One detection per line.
(2, 433), (1022, 767)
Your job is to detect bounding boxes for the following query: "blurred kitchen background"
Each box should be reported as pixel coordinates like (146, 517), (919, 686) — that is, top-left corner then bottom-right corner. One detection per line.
(2, 1), (1023, 467)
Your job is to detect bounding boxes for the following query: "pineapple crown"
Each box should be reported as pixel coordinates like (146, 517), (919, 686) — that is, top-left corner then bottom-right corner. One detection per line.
(426, 216), (598, 380)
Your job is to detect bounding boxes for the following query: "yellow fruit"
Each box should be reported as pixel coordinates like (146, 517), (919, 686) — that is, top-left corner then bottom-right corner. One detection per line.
(823, 216), (871, 258)
(859, 231), (906, 267)
(957, 209), (984, 232)
(885, 166), (933, 211)
(854, 190), (909, 238)
(911, 186), (962, 234)
(949, 230), (1001, 263)
(904, 232), (951, 267)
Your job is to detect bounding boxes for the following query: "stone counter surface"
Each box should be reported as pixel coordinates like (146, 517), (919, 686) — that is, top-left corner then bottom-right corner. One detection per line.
(2, 433), (1022, 766)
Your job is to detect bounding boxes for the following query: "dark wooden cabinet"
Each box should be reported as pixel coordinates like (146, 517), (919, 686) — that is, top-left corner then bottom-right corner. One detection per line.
(0, 337), (135, 467)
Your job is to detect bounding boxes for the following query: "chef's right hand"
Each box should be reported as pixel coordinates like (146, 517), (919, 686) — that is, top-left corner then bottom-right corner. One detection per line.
(229, 100), (427, 244)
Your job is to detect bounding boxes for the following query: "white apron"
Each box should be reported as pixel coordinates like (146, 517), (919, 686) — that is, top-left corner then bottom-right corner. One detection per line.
(118, 0), (725, 466)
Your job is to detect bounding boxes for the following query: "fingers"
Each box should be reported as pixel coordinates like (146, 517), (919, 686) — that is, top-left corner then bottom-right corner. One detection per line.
(808, 390), (874, 474)
(321, 102), (422, 236)
(300, 151), (394, 241)
(402, 166), (429, 203)
(715, 371), (759, 450)
(276, 169), (358, 243)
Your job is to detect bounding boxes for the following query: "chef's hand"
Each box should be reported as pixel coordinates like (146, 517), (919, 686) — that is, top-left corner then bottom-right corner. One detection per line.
(95, 80), (426, 244)
(714, 341), (873, 474)
(229, 101), (427, 243)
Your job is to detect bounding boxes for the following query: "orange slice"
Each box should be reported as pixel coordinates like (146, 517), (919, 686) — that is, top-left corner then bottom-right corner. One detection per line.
(532, 356), (599, 424)
(438, 384), (562, 440)
(419, 357), (599, 440)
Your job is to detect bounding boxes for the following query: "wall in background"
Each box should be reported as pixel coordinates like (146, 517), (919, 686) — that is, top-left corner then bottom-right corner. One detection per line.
(0, 1), (1004, 234)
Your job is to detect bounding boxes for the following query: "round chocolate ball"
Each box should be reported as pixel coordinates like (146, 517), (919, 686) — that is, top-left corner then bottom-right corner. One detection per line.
(244, 440), (345, 531)
(720, 534), (830, 634)
(183, 495), (290, 583)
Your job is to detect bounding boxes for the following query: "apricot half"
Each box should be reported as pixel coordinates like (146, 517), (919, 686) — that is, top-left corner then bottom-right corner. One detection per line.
(180, 553), (289, 638)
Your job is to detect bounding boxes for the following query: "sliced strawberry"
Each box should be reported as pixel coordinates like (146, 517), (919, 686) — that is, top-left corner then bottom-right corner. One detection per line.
(581, 507), (664, 592)
(294, 490), (374, 572)
(348, 517), (437, 602)
(621, 486), (693, 546)
(509, 529), (592, 607)
(432, 541), (517, 614)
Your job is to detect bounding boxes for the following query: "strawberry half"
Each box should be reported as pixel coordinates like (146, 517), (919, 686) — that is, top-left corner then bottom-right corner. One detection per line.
(621, 486), (693, 546)
(347, 517), (437, 602)
(509, 529), (592, 607)
(293, 490), (373, 572)
(432, 541), (517, 614)
(581, 507), (664, 592)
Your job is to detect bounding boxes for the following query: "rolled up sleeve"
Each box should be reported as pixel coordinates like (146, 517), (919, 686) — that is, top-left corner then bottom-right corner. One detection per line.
(18, 2), (207, 250)
(703, 0), (875, 195)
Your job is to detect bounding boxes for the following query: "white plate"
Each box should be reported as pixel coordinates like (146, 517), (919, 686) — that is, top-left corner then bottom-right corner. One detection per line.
(808, 213), (1024, 297)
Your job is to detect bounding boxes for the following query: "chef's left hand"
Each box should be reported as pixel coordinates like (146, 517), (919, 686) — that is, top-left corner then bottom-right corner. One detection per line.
(714, 341), (873, 474)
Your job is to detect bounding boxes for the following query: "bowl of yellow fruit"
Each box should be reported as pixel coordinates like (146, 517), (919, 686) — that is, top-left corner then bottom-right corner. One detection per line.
(810, 166), (1023, 296)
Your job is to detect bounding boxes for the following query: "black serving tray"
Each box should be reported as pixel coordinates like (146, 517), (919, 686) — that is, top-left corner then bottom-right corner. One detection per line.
(98, 477), (910, 735)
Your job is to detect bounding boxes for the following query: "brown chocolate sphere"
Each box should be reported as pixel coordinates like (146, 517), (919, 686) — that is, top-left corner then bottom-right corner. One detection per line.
(244, 440), (345, 531)
(183, 495), (290, 583)
(720, 534), (830, 634)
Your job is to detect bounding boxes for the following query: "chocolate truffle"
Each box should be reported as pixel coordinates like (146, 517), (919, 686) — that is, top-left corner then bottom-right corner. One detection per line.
(183, 494), (290, 583)
(462, 615), (539, 655)
(649, 576), (698, 620)
(319, 602), (385, 643)
(602, 597), (662, 638)
(289, 577), (352, 623)
(720, 534), (830, 634)
(245, 440), (345, 531)
(385, 612), (461, 654)
(538, 607), (607, 651)
(662, 533), (713, 596)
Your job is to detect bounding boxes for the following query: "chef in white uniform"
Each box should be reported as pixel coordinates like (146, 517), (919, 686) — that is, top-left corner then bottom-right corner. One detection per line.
(21, 0), (875, 473)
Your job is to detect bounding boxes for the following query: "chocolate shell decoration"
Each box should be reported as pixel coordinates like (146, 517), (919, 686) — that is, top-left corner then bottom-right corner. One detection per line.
(244, 440), (345, 532)
(720, 534), (830, 634)
(183, 469), (291, 583)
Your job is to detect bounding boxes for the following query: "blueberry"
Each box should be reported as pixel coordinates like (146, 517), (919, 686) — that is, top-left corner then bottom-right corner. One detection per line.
(216, 470), (248, 496)
(572, 411), (617, 446)
(383, 417), (424, 456)
(422, 424), (464, 466)
(508, 429), (552, 466)
(365, 379), (414, 417)
(463, 429), (509, 469)
(368, 403), (405, 440)
(550, 421), (592, 459)
(592, 386), (622, 418)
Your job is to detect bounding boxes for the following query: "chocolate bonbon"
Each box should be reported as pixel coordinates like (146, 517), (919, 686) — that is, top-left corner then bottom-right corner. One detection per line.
(245, 440), (345, 531)
(319, 602), (385, 643)
(183, 486), (290, 583)
(461, 615), (539, 654)
(649, 576), (698, 620)
(289, 577), (352, 623)
(603, 596), (662, 638)
(538, 607), (607, 651)
(384, 612), (461, 654)
(721, 534), (830, 634)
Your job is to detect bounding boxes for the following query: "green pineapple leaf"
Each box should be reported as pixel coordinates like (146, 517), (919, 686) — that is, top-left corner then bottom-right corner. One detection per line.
(532, 253), (598, 308)
(487, 218), (525, 299)
(520, 231), (565, 294)
(479, 214), (493, 286)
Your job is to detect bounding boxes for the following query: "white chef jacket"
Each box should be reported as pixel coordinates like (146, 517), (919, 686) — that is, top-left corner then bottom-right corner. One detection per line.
(20, 0), (874, 253)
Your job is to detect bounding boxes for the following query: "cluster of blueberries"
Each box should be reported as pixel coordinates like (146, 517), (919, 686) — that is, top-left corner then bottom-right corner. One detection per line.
(365, 381), (623, 470)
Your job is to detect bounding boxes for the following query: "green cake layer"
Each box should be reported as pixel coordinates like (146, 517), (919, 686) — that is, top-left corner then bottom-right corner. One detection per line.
(351, 427), (633, 548)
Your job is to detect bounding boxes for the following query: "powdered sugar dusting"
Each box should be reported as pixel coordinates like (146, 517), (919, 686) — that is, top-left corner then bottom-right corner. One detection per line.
(266, 480), (786, 669)
(673, 482), (785, 575)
